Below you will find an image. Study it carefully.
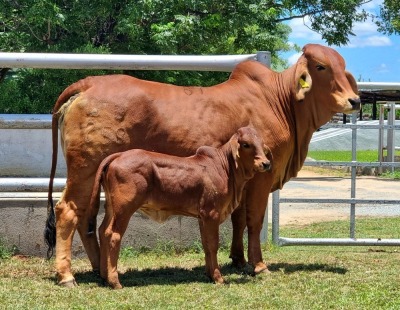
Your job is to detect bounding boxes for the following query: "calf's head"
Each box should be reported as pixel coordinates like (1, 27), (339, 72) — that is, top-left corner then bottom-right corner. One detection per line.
(293, 44), (360, 115)
(230, 127), (272, 178)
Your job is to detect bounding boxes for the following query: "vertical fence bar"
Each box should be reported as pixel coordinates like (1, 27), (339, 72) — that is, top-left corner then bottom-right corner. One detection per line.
(378, 105), (385, 175)
(387, 102), (395, 173)
(349, 112), (357, 238)
(272, 190), (280, 245)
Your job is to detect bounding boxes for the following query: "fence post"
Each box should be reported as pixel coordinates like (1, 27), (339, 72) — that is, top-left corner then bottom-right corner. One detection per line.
(256, 51), (271, 68)
(272, 190), (280, 245)
(387, 102), (396, 173)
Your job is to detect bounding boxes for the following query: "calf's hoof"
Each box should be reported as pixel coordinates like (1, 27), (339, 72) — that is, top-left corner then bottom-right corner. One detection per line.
(58, 278), (78, 288)
(110, 282), (123, 290)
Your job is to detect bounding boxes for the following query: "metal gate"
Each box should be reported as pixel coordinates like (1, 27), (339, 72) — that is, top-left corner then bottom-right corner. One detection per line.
(269, 110), (400, 247)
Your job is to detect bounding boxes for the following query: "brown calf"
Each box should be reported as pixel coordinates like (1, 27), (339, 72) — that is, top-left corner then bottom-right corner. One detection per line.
(87, 127), (272, 288)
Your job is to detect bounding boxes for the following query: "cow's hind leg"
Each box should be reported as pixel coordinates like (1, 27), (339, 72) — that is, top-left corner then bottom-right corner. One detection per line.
(198, 217), (223, 284)
(54, 195), (79, 287)
(54, 185), (101, 287)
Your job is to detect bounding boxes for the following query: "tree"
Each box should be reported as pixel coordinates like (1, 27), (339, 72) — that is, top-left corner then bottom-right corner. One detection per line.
(0, 0), (385, 113)
(377, 0), (400, 35)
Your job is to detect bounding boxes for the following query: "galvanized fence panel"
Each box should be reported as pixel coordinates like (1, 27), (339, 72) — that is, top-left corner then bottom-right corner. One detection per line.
(270, 111), (400, 247)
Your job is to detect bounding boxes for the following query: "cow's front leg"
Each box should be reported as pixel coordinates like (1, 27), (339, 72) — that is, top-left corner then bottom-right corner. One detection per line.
(198, 216), (223, 284)
(245, 174), (272, 274)
(229, 202), (247, 268)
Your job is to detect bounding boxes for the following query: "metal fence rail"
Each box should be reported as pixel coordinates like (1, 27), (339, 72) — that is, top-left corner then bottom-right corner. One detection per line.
(271, 111), (400, 247)
(0, 52), (270, 71)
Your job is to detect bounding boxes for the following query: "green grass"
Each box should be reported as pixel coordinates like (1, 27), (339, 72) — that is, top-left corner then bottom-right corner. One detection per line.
(307, 150), (380, 162)
(308, 149), (400, 163)
(1, 217), (400, 309)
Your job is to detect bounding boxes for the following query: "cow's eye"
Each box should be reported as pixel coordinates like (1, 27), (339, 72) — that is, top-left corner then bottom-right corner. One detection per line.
(316, 64), (326, 71)
(242, 143), (250, 148)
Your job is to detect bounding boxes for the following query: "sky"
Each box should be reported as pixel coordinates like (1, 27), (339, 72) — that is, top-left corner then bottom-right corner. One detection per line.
(283, 0), (400, 82)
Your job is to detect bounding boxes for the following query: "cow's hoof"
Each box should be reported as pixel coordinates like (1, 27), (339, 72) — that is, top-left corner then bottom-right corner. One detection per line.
(214, 278), (225, 285)
(254, 262), (270, 275)
(58, 278), (78, 288)
(230, 256), (247, 269)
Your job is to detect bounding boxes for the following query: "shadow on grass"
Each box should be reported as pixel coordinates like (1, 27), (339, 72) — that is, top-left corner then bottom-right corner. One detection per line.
(47, 262), (347, 287)
(72, 263), (254, 287)
(268, 262), (347, 274)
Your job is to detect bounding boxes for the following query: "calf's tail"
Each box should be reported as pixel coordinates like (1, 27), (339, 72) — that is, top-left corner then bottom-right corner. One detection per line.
(87, 153), (122, 235)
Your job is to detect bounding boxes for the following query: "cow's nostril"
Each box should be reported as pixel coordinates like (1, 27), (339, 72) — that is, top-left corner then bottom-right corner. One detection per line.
(262, 162), (271, 171)
(349, 97), (361, 109)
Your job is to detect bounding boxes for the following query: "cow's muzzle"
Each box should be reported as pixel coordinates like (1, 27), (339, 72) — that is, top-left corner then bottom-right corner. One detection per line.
(348, 97), (361, 110)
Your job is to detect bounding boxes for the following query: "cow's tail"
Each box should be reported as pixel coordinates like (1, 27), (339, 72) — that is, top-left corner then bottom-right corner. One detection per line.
(87, 153), (121, 235)
(44, 78), (93, 259)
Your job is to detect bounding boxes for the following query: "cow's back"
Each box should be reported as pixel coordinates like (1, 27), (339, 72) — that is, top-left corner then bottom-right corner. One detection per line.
(59, 66), (294, 188)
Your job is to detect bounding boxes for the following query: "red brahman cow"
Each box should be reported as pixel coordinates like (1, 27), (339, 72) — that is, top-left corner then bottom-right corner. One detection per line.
(87, 127), (272, 288)
(45, 44), (360, 287)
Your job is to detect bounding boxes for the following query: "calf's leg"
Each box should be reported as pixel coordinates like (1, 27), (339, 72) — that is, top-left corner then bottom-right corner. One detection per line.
(100, 209), (133, 289)
(198, 216), (223, 284)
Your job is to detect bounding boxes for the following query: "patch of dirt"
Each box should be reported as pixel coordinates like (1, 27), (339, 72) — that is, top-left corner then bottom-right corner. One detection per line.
(270, 167), (400, 226)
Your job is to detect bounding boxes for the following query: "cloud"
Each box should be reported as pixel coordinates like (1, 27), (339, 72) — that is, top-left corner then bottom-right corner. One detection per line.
(376, 63), (389, 73)
(361, 0), (383, 10)
(347, 35), (392, 48)
(287, 16), (322, 41)
(288, 52), (302, 65)
(287, 7), (393, 49)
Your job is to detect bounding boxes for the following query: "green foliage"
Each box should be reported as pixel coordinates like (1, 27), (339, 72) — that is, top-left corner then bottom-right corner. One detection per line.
(377, 0), (400, 35)
(0, 237), (16, 259)
(380, 171), (400, 179)
(0, 0), (392, 113)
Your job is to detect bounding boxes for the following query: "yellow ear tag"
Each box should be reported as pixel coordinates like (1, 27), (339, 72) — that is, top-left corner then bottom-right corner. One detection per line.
(299, 78), (310, 88)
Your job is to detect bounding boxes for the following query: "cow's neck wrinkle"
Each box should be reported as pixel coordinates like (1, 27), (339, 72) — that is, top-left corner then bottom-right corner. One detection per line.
(291, 93), (335, 177)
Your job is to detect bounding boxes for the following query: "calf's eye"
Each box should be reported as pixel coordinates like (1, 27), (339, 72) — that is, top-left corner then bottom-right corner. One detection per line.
(316, 64), (325, 71)
(242, 143), (250, 148)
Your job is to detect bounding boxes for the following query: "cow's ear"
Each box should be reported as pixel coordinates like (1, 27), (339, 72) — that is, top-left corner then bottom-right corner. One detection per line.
(345, 71), (359, 94)
(294, 58), (312, 101)
(230, 135), (240, 169)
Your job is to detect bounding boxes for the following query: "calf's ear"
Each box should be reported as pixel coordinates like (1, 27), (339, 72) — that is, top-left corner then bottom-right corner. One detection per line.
(294, 56), (312, 101)
(230, 135), (240, 169)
